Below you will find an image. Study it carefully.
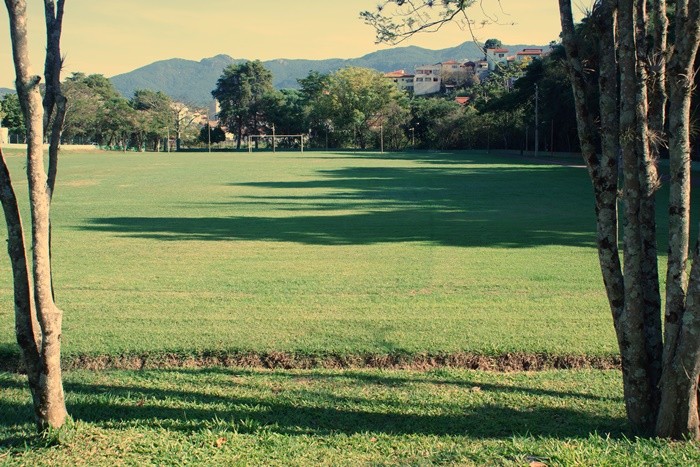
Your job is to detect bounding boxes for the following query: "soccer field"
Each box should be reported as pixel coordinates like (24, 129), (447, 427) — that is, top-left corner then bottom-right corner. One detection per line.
(0, 149), (644, 360)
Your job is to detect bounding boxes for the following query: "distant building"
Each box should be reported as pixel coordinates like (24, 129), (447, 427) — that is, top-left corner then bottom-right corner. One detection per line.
(209, 100), (220, 121)
(516, 48), (545, 64)
(485, 47), (509, 70)
(413, 64), (441, 96)
(383, 70), (415, 93)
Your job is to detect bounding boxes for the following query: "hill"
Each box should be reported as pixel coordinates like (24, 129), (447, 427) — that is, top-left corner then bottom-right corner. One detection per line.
(110, 41), (545, 107)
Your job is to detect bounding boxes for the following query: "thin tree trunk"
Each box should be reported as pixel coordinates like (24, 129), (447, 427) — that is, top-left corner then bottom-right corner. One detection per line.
(43, 0), (66, 200)
(0, 147), (43, 419)
(5, 0), (68, 430)
(560, 0), (625, 337)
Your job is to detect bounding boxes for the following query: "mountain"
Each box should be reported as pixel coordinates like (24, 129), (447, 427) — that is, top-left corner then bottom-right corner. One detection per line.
(0, 88), (14, 96)
(110, 41), (545, 107)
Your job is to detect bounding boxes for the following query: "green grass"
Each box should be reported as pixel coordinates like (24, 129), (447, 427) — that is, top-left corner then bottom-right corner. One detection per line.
(1, 149), (698, 463)
(1, 368), (699, 465)
(0, 149), (686, 359)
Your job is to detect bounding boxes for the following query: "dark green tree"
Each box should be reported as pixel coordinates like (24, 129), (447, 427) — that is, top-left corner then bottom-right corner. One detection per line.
(212, 60), (274, 149)
(297, 71), (333, 147)
(199, 123), (226, 146)
(483, 37), (503, 58)
(0, 93), (25, 142)
(260, 89), (307, 141)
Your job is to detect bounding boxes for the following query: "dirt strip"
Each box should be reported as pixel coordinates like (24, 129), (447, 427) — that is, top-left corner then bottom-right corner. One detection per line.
(0, 352), (621, 373)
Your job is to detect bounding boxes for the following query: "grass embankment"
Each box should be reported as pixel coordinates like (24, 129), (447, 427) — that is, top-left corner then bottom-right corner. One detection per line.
(2, 368), (700, 466)
(0, 149), (632, 362)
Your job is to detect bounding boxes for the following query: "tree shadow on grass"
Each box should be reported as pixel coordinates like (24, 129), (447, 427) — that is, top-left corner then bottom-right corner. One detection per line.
(0, 367), (627, 447)
(83, 158), (601, 249)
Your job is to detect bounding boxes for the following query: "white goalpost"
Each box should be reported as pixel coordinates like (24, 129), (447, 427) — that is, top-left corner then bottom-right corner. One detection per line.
(247, 134), (307, 153)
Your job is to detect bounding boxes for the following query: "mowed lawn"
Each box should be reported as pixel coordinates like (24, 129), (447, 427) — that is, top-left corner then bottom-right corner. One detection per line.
(0, 149), (669, 359)
(3, 368), (700, 466)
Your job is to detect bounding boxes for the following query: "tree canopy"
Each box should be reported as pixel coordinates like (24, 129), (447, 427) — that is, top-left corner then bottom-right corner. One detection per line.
(212, 60), (274, 148)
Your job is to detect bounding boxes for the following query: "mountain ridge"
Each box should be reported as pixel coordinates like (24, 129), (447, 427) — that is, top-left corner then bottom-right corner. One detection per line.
(110, 41), (546, 107)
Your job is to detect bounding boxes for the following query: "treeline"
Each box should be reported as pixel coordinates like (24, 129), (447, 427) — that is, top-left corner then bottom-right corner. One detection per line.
(213, 45), (699, 155)
(1, 72), (204, 150)
(2, 48), (696, 155)
(210, 56), (579, 153)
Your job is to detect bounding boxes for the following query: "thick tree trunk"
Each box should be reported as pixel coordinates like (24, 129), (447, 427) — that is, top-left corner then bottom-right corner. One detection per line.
(656, 0), (700, 439)
(618, 0), (659, 434)
(5, 0), (68, 430)
(634, 0), (663, 418)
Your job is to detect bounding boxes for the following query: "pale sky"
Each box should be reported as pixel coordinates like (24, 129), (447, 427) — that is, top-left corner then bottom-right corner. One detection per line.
(0, 1), (591, 89)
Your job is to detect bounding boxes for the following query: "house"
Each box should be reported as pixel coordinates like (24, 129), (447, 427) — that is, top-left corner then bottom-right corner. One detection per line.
(455, 96), (470, 106)
(516, 48), (545, 63)
(485, 47), (509, 70)
(474, 59), (490, 78)
(413, 64), (441, 96)
(383, 70), (415, 93)
(440, 60), (474, 90)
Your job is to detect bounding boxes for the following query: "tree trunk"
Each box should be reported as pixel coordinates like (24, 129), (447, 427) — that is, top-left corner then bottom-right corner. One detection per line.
(4, 0), (68, 430)
(0, 147), (43, 419)
(656, 0), (700, 439)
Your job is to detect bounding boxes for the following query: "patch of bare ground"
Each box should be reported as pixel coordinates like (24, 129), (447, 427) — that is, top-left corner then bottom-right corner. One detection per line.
(0, 352), (621, 373)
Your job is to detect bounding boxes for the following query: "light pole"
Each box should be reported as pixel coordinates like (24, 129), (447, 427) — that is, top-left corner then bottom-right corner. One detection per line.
(410, 127), (415, 149)
(207, 120), (211, 153)
(534, 83), (539, 157)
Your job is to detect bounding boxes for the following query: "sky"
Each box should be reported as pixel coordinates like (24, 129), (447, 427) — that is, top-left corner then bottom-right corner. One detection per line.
(0, 1), (591, 89)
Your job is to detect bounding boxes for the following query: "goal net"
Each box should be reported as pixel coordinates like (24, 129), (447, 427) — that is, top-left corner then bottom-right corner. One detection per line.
(246, 134), (307, 153)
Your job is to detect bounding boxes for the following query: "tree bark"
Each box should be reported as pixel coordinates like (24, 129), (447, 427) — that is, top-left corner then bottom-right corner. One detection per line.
(4, 0), (68, 430)
(0, 148), (43, 419)
(656, 0), (700, 440)
(618, 0), (659, 434)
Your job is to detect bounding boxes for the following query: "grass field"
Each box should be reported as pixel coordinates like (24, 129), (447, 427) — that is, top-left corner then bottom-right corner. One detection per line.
(1, 149), (697, 464)
(3, 368), (700, 465)
(0, 149), (628, 360)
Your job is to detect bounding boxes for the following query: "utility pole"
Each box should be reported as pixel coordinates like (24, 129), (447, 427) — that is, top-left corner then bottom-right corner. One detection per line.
(550, 119), (554, 156)
(380, 124), (384, 153)
(534, 83), (539, 157)
(272, 124), (276, 153)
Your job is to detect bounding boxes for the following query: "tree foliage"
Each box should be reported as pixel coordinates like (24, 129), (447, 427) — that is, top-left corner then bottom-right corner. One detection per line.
(319, 67), (409, 149)
(199, 123), (226, 145)
(212, 60), (274, 148)
(0, 93), (24, 140)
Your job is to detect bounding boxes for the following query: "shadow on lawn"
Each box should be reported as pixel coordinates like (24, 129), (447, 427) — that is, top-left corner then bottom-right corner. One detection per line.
(0, 368), (627, 444)
(83, 153), (601, 248)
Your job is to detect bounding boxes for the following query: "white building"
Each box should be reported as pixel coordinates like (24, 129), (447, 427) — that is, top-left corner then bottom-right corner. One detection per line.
(413, 64), (441, 96)
(486, 48), (509, 71)
(384, 70), (415, 93)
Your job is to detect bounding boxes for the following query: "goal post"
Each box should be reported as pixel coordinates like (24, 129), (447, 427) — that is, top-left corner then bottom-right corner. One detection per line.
(246, 134), (307, 154)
